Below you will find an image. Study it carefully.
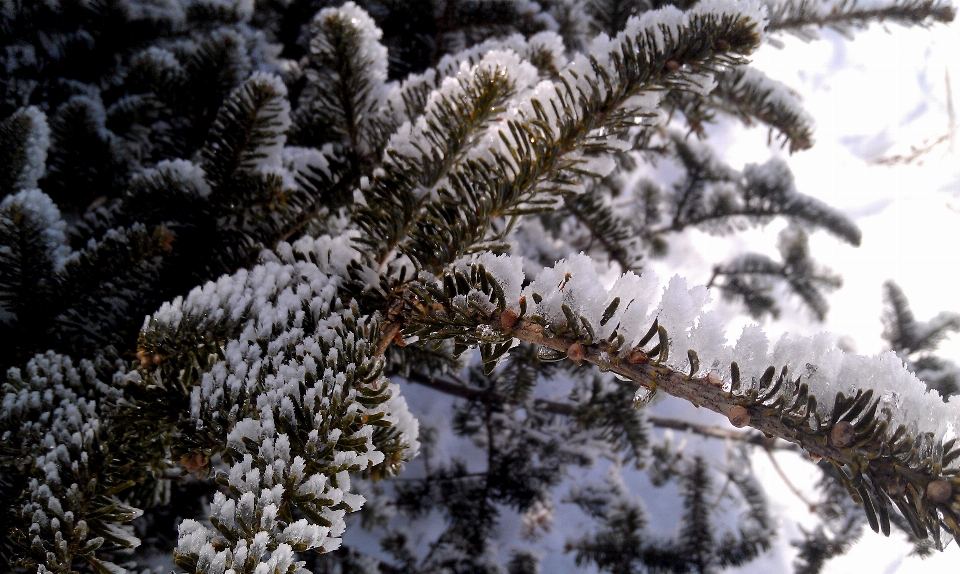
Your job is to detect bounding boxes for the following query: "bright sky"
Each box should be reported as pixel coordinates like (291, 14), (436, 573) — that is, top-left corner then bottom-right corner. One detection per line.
(707, 16), (960, 574)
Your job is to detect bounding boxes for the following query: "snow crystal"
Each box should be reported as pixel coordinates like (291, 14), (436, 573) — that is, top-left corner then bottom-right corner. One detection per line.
(457, 252), (525, 310)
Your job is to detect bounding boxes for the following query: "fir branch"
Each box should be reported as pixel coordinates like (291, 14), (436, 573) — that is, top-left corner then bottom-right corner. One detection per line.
(182, 27), (254, 148)
(395, 3), (765, 273)
(766, 0), (955, 39)
(200, 73), (291, 191)
(358, 51), (525, 268)
(709, 227), (842, 321)
(883, 280), (960, 354)
(882, 281), (960, 398)
(1, 352), (144, 574)
(404, 257), (960, 544)
(585, 0), (645, 37)
(44, 94), (129, 212)
(678, 457), (716, 572)
(791, 464), (867, 574)
(652, 138), (861, 246)
(0, 107), (49, 198)
(0, 190), (68, 369)
(290, 2), (390, 158)
(710, 65), (814, 153)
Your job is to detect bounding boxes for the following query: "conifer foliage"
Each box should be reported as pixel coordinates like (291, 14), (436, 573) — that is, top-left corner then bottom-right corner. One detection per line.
(0, 1), (957, 573)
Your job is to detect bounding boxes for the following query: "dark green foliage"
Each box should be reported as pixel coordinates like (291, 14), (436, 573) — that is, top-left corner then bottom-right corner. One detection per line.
(44, 94), (131, 212)
(1, 189), (170, 367)
(0, 0), (179, 116)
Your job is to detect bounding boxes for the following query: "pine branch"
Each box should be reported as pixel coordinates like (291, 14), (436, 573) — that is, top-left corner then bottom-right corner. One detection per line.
(766, 0), (955, 40)
(651, 138), (861, 246)
(393, 3), (765, 274)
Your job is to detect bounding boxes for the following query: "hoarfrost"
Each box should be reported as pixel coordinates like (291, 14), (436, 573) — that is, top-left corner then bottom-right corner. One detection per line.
(473, 254), (960, 446)
(0, 189), (70, 271)
(7, 106), (50, 191)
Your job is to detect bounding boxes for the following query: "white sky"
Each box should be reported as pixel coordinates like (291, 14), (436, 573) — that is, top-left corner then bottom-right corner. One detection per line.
(685, 16), (960, 574)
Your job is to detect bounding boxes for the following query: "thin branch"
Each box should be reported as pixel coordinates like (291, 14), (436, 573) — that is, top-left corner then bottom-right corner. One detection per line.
(400, 369), (798, 451)
(766, 2), (955, 34)
(764, 446), (817, 513)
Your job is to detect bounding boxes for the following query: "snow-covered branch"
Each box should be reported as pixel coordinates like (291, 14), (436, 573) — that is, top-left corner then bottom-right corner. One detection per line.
(404, 253), (960, 542)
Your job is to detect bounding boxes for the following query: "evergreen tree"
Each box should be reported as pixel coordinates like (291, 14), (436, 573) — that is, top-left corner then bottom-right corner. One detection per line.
(0, 1), (957, 573)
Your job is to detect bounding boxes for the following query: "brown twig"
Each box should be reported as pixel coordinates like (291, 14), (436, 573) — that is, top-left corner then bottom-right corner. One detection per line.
(763, 446), (817, 513)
